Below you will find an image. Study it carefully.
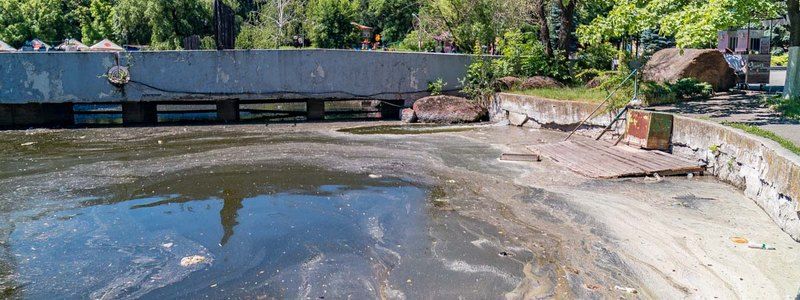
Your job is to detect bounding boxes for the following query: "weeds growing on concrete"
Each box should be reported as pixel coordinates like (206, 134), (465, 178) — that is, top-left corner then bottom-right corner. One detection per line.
(723, 122), (800, 156)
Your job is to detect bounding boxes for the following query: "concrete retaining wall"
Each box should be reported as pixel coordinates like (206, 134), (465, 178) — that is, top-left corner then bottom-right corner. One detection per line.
(492, 93), (800, 241)
(670, 116), (800, 241)
(491, 92), (624, 137)
(0, 50), (472, 104)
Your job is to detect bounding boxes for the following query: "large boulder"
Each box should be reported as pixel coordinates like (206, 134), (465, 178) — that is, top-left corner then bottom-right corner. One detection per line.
(642, 48), (736, 92)
(496, 76), (523, 91)
(412, 95), (486, 123)
(519, 76), (564, 89)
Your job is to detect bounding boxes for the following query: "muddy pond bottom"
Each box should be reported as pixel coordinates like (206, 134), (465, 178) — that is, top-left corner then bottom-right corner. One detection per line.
(5, 165), (528, 299)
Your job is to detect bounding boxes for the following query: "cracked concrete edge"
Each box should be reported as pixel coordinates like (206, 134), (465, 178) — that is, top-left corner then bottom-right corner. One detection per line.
(670, 115), (800, 241)
(491, 93), (800, 242)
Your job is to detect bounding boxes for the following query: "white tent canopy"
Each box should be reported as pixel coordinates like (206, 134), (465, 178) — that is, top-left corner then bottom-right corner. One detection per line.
(0, 40), (15, 52)
(55, 39), (90, 52)
(89, 39), (124, 52)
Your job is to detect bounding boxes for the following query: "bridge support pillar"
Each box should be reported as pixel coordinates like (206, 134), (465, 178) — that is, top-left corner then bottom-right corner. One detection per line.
(0, 103), (74, 128)
(122, 102), (158, 125)
(380, 100), (404, 120)
(306, 101), (325, 121)
(216, 99), (240, 122)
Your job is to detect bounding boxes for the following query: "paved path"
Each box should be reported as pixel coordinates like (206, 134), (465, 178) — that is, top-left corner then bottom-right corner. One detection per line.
(648, 91), (800, 146)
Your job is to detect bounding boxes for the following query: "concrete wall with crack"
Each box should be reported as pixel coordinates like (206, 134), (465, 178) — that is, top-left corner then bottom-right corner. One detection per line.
(492, 93), (800, 241)
(490, 92), (625, 138)
(0, 50), (471, 104)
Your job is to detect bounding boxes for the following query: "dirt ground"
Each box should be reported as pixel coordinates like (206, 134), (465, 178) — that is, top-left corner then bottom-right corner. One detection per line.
(0, 122), (798, 298)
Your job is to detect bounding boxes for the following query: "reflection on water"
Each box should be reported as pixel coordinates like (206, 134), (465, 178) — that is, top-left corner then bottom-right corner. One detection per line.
(2, 165), (529, 298)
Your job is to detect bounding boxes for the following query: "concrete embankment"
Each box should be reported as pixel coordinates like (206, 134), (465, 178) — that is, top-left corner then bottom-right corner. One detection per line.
(492, 92), (800, 241)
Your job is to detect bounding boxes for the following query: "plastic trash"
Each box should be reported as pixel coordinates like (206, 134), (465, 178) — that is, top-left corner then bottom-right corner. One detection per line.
(730, 237), (748, 244)
(614, 285), (638, 294)
(747, 243), (776, 250)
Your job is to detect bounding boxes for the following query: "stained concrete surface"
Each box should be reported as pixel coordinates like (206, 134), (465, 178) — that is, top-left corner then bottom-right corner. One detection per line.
(0, 123), (799, 298)
(649, 91), (800, 146)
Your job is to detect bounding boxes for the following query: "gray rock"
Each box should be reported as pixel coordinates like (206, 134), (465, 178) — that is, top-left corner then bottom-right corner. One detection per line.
(401, 108), (417, 123)
(642, 48), (736, 92)
(412, 95), (486, 124)
(507, 111), (528, 126)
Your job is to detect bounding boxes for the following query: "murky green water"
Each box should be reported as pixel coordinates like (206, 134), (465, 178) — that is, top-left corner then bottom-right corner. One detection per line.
(1, 162), (528, 298)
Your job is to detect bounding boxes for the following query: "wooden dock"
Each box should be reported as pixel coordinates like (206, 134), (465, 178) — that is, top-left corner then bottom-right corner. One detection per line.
(528, 140), (704, 178)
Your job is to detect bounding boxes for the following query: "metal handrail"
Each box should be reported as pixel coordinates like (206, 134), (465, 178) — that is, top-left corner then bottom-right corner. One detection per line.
(563, 68), (638, 141)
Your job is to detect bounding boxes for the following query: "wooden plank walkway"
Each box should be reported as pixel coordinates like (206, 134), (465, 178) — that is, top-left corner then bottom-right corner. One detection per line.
(527, 140), (705, 178)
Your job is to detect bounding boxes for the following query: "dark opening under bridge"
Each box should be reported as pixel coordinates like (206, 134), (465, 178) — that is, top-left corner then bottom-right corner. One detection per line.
(0, 49), (472, 127)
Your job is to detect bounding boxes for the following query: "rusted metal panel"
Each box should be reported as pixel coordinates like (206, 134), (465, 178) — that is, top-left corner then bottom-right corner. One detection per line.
(625, 110), (673, 151)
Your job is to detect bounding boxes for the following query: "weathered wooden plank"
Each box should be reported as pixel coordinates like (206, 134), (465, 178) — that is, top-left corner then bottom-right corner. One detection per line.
(500, 153), (541, 162)
(528, 139), (705, 178)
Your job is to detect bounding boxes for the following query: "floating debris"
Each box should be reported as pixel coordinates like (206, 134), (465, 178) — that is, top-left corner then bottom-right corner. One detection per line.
(20, 142), (36, 146)
(180, 255), (208, 267)
(614, 285), (638, 294)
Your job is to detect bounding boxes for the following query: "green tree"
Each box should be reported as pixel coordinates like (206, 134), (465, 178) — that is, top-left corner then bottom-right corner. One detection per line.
(304, 0), (359, 48)
(365, 0), (419, 44)
(113, 0), (152, 45)
(81, 0), (115, 44)
(0, 0), (71, 47)
(577, 0), (779, 49)
(146, 0), (213, 50)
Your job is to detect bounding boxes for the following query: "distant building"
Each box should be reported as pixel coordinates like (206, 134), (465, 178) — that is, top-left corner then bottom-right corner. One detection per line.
(718, 29), (771, 85)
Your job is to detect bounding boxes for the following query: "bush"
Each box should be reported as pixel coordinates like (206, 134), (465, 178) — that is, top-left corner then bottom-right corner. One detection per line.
(669, 78), (712, 99)
(427, 78), (447, 95)
(640, 82), (676, 106)
(763, 95), (800, 119)
(576, 68), (601, 83)
(772, 53), (789, 67)
(460, 47), (497, 105)
(494, 30), (570, 82)
(575, 43), (617, 71)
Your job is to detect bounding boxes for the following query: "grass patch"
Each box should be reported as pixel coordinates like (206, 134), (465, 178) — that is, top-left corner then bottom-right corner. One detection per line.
(510, 87), (620, 103)
(722, 122), (800, 156)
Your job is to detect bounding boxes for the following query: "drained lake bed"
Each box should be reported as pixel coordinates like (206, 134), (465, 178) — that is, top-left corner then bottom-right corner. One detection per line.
(1, 122), (799, 298)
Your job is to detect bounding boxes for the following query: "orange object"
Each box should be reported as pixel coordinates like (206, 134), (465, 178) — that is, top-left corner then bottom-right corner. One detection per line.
(730, 237), (749, 244)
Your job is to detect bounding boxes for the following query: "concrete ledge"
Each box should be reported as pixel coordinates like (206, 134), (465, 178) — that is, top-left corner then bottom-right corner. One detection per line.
(491, 92), (623, 137)
(492, 92), (800, 241)
(670, 116), (800, 241)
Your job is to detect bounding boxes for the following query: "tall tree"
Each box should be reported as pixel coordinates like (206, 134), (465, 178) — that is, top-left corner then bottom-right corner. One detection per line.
(577, 0), (779, 49)
(81, 0), (116, 44)
(789, 0), (800, 47)
(533, 0), (553, 56)
(556, 0), (576, 58)
(304, 0), (359, 48)
(214, 0), (237, 49)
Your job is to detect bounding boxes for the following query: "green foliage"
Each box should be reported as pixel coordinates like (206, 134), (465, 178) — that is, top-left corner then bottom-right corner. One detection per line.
(575, 43), (616, 71)
(146, 0), (213, 50)
(365, 0), (418, 44)
(639, 81), (675, 105)
(772, 54), (789, 67)
(460, 47), (497, 104)
(494, 30), (570, 82)
(81, 0), (116, 44)
(763, 95), (800, 119)
(200, 36), (216, 50)
(236, 23), (279, 49)
(722, 122), (800, 156)
(578, 0), (779, 49)
(511, 87), (622, 103)
(0, 0), (78, 47)
(427, 78), (447, 95)
(575, 69), (601, 83)
(305, 0), (359, 48)
(397, 30), (436, 51)
(669, 78), (712, 99)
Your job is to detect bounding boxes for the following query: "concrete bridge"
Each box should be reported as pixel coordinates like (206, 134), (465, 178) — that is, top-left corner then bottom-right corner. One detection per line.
(0, 50), (472, 126)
